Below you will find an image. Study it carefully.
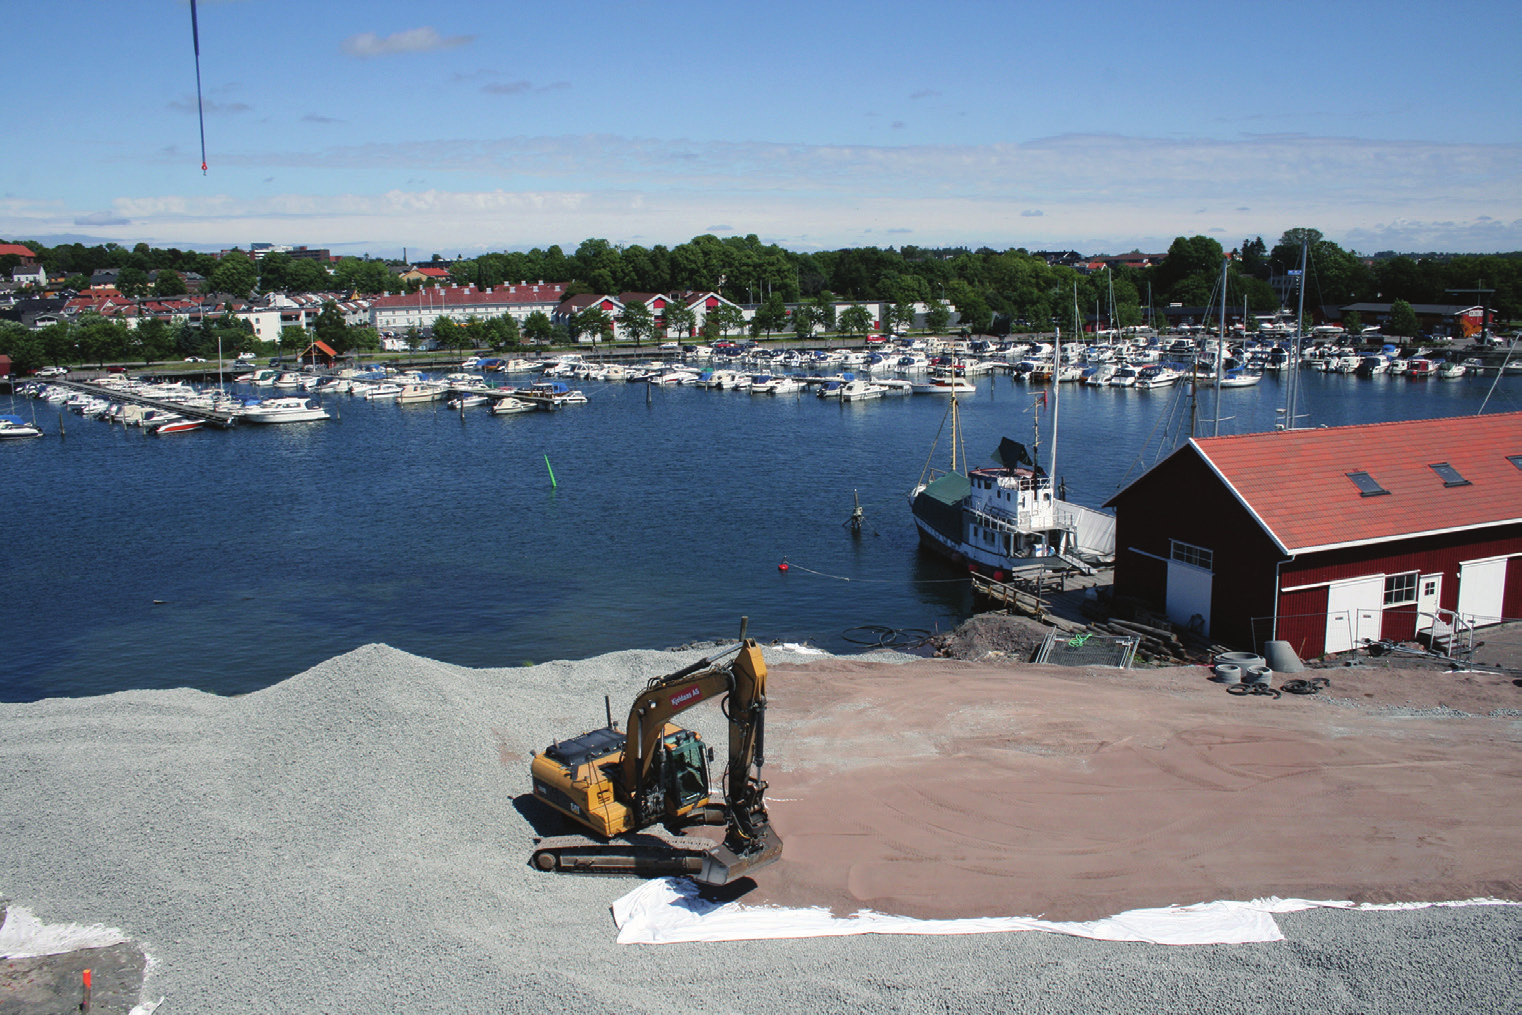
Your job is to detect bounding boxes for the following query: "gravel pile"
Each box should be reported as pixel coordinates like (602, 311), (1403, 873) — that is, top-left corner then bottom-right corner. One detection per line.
(2, 643), (1517, 1014)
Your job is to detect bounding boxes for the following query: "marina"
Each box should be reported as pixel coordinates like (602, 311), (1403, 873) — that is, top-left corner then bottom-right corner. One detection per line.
(5, 345), (1519, 702)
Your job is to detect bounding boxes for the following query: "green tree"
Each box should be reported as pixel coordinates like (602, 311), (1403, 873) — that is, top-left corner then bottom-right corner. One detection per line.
(152, 270), (187, 298)
(713, 303), (745, 337)
(0, 320), (44, 374)
(522, 311), (554, 345)
(750, 294), (788, 337)
(1387, 299), (1420, 338)
(575, 306), (613, 345)
(76, 314), (126, 368)
(924, 300), (952, 335)
(432, 316), (460, 352)
(314, 301), (347, 351)
(664, 300), (696, 341)
(278, 325), (308, 358)
(812, 292), (837, 333)
(1342, 310), (1363, 336)
(618, 300), (654, 347)
(207, 255), (259, 297)
(116, 266), (149, 298)
(484, 314), (520, 351)
(133, 317), (174, 364)
(792, 304), (818, 340)
(288, 258), (332, 293)
(838, 303), (872, 339)
(346, 326), (380, 352)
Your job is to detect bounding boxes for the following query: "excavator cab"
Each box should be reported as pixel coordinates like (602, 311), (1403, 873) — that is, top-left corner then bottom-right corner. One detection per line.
(655, 729), (711, 820)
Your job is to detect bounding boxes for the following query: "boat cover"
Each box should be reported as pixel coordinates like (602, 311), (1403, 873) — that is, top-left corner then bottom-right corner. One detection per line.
(913, 473), (970, 543)
(993, 437), (1043, 474)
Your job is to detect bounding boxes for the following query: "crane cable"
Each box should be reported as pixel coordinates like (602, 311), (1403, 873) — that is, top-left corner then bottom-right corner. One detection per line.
(189, 0), (208, 173)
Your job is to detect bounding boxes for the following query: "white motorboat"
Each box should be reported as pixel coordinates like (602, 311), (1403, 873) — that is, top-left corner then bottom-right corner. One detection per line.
(238, 397), (331, 423)
(0, 414), (43, 439)
(910, 372), (976, 395)
(839, 379), (887, 402)
(489, 396), (536, 415)
(361, 382), (404, 400)
(396, 383), (447, 403)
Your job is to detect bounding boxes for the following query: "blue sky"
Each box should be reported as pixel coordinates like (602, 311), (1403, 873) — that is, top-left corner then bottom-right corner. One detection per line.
(5, 0), (1519, 258)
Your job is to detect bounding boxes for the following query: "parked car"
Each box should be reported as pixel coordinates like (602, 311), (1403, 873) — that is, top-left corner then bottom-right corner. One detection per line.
(184, 356), (206, 362)
(108, 365), (129, 374)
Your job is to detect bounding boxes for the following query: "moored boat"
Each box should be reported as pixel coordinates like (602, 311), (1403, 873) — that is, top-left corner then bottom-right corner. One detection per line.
(0, 414), (44, 439)
(238, 397), (331, 423)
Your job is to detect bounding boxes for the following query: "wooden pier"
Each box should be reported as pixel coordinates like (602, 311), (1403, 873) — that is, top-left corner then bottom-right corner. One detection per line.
(44, 379), (239, 427)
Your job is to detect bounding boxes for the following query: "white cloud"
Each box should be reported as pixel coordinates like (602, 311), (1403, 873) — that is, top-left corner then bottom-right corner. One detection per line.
(7, 134), (1518, 254)
(341, 27), (474, 59)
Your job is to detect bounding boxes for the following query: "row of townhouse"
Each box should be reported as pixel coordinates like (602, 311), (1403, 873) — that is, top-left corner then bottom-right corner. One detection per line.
(367, 281), (568, 334)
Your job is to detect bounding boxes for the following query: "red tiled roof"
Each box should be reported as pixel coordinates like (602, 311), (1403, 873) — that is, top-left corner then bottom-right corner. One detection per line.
(1187, 412), (1522, 553)
(0, 243), (37, 258)
(368, 283), (565, 309)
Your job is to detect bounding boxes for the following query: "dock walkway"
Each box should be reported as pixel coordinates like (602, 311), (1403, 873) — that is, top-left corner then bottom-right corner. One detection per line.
(46, 379), (238, 427)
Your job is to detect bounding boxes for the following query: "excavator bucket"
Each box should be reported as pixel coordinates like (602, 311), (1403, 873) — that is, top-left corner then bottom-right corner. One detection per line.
(694, 824), (784, 886)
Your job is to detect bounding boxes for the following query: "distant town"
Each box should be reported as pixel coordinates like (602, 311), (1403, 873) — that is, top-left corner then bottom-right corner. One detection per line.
(1, 231), (1516, 374)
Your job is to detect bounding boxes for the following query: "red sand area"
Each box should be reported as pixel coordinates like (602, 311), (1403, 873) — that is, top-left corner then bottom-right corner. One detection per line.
(752, 659), (1522, 923)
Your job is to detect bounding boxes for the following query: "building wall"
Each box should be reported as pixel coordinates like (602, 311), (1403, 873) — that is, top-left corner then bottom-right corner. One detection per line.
(1276, 525), (1522, 656)
(1110, 447), (1285, 649)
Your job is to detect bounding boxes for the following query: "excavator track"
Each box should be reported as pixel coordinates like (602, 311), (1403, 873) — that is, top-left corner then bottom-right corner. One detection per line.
(531, 825), (783, 886)
(530, 832), (717, 878)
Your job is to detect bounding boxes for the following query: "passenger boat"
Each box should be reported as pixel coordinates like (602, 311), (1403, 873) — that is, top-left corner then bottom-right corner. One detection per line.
(908, 395), (1114, 578)
(238, 397), (331, 423)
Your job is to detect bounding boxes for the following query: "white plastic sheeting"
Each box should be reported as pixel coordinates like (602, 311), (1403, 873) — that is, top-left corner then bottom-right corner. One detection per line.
(0, 905), (127, 958)
(612, 878), (1520, 946)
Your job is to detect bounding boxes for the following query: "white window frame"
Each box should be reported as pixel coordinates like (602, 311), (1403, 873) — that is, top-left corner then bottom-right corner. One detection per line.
(1382, 572), (1418, 607)
(1169, 539), (1213, 572)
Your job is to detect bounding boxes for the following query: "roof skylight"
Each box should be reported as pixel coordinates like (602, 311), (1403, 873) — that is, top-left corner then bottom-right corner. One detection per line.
(1346, 471), (1390, 498)
(1509, 454), (1522, 471)
(1428, 462), (1471, 487)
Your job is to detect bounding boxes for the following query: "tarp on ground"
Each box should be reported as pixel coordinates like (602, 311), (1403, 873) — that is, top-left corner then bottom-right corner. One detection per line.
(611, 877), (1519, 947)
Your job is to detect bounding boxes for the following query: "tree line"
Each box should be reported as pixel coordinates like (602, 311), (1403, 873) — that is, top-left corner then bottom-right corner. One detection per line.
(4, 229), (1517, 373)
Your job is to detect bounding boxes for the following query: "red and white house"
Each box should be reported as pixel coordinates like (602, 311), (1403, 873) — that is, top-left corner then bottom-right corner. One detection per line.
(1105, 413), (1522, 658)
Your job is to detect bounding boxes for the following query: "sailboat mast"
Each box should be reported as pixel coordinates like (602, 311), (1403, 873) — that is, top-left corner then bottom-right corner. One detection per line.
(1287, 239), (1308, 430)
(1214, 256), (1227, 437)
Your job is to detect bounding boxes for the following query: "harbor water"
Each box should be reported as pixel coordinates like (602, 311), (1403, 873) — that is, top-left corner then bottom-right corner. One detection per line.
(5, 368), (1518, 701)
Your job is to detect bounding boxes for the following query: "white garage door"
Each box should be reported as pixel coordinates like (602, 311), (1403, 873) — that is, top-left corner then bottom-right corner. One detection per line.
(1457, 557), (1509, 627)
(1325, 575), (1385, 654)
(1165, 560), (1212, 636)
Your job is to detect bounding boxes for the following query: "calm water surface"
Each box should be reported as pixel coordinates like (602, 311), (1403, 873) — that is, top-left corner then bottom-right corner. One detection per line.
(6, 368), (1517, 701)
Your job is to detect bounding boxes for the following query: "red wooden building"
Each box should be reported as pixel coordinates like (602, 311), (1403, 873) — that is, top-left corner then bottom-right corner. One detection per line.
(1105, 413), (1522, 658)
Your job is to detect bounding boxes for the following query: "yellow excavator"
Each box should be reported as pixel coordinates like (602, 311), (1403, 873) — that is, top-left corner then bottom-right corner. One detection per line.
(527, 624), (783, 886)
